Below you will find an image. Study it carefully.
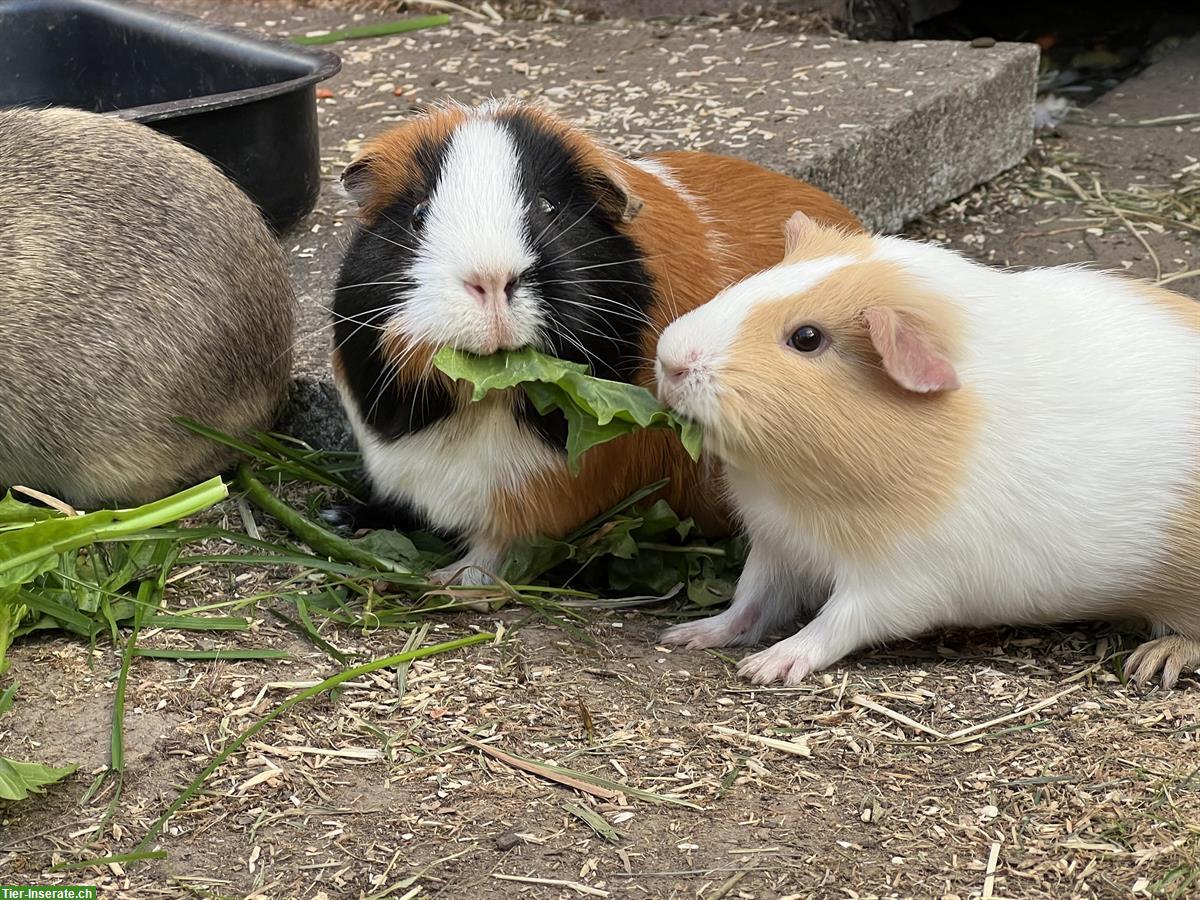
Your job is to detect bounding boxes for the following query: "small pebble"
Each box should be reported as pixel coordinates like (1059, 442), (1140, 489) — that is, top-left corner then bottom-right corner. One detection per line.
(494, 830), (522, 851)
(971, 37), (997, 48)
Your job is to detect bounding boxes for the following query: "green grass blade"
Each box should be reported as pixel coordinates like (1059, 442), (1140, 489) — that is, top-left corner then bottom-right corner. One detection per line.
(111, 607), (138, 773)
(48, 850), (167, 872)
(0, 681), (17, 717)
(237, 465), (411, 574)
(113, 541), (174, 774)
(563, 801), (625, 844)
(175, 418), (350, 491)
(135, 631), (493, 852)
(251, 431), (359, 494)
(0, 477), (226, 586)
(179, 552), (390, 578)
(17, 590), (99, 637)
(566, 479), (669, 543)
(266, 605), (348, 665)
(293, 15), (450, 45)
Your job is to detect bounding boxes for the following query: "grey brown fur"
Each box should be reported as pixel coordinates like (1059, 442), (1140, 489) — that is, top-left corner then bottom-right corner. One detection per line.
(0, 107), (295, 505)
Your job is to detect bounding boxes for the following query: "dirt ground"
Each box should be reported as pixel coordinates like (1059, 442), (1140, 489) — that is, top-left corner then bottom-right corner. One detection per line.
(5, 550), (1200, 900)
(3, 26), (1200, 900)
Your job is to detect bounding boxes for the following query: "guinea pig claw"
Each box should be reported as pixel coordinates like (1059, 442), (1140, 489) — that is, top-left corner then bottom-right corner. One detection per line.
(660, 611), (760, 650)
(737, 640), (818, 686)
(1125, 635), (1200, 691)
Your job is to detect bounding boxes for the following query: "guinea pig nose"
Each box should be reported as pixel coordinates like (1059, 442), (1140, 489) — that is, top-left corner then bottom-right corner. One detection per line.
(662, 364), (689, 384)
(659, 348), (702, 384)
(463, 272), (515, 307)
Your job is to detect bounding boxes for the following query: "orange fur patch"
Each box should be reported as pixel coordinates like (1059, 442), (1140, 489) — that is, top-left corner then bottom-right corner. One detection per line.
(349, 104), (468, 222)
(717, 258), (978, 560)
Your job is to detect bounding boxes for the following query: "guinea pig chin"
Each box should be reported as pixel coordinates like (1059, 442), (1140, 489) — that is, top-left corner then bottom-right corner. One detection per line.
(393, 283), (545, 355)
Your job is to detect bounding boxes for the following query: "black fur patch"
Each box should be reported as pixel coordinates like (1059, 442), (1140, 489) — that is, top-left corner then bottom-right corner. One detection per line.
(499, 110), (655, 387)
(324, 495), (462, 544)
(518, 393), (570, 451)
(332, 134), (454, 442)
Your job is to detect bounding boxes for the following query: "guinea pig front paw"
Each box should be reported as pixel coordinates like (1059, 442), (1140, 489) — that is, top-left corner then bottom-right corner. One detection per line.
(429, 562), (495, 587)
(737, 634), (830, 686)
(660, 609), (763, 650)
(1124, 634), (1200, 690)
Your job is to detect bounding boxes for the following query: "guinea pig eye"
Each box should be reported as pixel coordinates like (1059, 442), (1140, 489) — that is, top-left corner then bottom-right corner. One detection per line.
(411, 199), (429, 227)
(538, 196), (556, 216)
(787, 325), (826, 354)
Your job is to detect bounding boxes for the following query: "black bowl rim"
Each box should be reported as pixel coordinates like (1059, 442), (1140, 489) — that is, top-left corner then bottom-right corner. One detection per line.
(0, 0), (342, 123)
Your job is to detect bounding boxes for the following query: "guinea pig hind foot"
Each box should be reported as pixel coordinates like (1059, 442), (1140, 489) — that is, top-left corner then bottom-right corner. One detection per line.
(1124, 634), (1200, 691)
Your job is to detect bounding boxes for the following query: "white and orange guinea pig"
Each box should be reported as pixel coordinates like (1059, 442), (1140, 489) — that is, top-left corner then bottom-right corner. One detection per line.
(656, 211), (1200, 688)
(330, 100), (861, 582)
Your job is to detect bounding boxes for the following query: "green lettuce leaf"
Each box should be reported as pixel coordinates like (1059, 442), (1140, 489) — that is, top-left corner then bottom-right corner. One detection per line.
(0, 755), (77, 801)
(432, 347), (702, 473)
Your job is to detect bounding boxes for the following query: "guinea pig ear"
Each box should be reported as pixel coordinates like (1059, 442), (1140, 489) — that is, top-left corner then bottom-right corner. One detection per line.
(863, 307), (961, 394)
(783, 210), (814, 256)
(339, 154), (377, 207)
(587, 163), (643, 224)
(609, 172), (644, 223)
(619, 187), (645, 224)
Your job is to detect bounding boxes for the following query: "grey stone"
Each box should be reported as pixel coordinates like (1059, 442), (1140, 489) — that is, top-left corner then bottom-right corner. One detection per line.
(159, 2), (1038, 449)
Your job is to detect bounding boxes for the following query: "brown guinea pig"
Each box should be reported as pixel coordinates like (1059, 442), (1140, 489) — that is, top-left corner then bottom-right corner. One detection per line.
(331, 100), (861, 582)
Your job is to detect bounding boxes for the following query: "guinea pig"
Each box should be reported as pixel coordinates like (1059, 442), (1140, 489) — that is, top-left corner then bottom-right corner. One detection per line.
(0, 106), (295, 507)
(656, 210), (1200, 688)
(330, 100), (862, 582)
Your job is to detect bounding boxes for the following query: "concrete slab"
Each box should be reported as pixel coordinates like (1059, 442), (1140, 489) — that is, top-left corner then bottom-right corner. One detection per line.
(158, 2), (1038, 448)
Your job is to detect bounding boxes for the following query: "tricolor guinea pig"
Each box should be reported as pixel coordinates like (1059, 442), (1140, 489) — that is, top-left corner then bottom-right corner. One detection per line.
(330, 101), (862, 582)
(656, 211), (1200, 688)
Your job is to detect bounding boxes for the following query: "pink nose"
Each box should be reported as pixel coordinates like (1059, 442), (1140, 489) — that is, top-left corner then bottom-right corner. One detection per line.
(661, 364), (690, 385)
(465, 272), (519, 307)
(658, 349), (701, 386)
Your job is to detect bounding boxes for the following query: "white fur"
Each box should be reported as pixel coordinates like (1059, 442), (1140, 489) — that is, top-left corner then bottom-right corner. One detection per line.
(659, 238), (1200, 684)
(397, 115), (542, 355)
(632, 156), (740, 270)
(338, 384), (562, 578)
(631, 157), (707, 217)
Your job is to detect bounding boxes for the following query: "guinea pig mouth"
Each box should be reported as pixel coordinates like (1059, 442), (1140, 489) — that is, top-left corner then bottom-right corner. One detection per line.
(656, 378), (706, 429)
(397, 287), (542, 356)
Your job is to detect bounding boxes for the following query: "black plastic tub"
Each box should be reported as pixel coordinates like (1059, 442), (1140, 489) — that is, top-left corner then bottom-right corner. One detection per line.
(0, 0), (341, 232)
